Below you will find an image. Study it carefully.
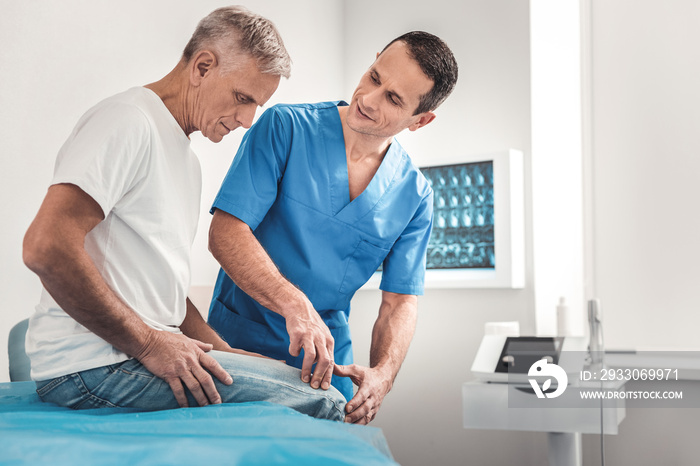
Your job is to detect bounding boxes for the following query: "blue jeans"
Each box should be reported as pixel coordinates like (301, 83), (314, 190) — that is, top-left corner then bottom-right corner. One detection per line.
(35, 350), (345, 421)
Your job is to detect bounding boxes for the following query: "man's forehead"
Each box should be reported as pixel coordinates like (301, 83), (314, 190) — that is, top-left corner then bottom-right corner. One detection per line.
(221, 59), (279, 104)
(371, 42), (433, 97)
(374, 41), (411, 66)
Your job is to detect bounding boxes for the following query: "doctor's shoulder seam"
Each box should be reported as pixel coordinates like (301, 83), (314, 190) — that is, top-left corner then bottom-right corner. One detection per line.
(269, 101), (340, 111)
(262, 101), (341, 141)
(266, 101), (343, 121)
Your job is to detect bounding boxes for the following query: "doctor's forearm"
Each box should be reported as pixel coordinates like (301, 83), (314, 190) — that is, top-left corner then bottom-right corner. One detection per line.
(208, 210), (311, 318)
(209, 210), (335, 387)
(369, 293), (418, 383)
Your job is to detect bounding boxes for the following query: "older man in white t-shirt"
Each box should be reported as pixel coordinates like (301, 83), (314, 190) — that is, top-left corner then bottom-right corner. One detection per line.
(21, 6), (345, 421)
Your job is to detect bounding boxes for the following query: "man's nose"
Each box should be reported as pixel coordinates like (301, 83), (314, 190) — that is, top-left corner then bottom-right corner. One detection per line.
(363, 87), (382, 111)
(238, 106), (257, 129)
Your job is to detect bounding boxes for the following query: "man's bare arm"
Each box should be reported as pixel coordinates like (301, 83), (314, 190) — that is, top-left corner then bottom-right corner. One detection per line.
(179, 298), (233, 352)
(208, 209), (334, 390)
(23, 183), (232, 407)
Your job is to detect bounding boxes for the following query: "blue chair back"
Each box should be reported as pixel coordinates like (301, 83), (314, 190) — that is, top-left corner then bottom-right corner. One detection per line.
(8, 319), (31, 382)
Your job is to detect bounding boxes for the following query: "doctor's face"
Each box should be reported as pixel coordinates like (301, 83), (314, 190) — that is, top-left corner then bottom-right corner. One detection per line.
(346, 41), (434, 139)
(195, 56), (280, 143)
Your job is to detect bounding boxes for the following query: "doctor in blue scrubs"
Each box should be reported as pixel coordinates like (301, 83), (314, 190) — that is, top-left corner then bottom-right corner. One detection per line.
(208, 31), (458, 424)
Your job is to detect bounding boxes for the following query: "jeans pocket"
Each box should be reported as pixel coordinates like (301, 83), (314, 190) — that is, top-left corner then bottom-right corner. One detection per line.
(36, 375), (69, 398)
(88, 361), (176, 409)
(36, 372), (118, 409)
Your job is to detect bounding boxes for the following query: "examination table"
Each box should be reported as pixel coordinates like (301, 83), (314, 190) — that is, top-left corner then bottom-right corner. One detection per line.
(0, 381), (396, 465)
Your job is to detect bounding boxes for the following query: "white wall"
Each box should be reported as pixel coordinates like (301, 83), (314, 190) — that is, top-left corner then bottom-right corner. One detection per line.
(0, 0), (344, 383)
(588, 0), (700, 351)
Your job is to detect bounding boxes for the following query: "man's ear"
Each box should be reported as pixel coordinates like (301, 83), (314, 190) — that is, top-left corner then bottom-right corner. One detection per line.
(190, 50), (217, 86)
(408, 111), (436, 132)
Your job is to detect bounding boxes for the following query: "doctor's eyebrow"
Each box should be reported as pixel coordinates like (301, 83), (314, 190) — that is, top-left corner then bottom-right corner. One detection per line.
(369, 68), (405, 107)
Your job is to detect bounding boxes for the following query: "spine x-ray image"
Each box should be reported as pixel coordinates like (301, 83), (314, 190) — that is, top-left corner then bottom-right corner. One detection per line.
(421, 161), (495, 269)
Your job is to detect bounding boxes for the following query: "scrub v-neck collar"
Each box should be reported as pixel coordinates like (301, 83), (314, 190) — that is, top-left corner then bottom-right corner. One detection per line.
(325, 102), (403, 224)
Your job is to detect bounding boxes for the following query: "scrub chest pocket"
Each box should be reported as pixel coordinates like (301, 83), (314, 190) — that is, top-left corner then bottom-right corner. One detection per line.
(339, 239), (390, 295)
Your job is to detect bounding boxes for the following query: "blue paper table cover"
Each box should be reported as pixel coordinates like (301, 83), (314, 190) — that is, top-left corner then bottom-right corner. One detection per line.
(0, 381), (396, 465)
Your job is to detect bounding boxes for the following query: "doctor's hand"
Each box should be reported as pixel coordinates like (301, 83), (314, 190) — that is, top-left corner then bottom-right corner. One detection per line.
(333, 364), (392, 425)
(133, 330), (233, 408)
(285, 302), (335, 391)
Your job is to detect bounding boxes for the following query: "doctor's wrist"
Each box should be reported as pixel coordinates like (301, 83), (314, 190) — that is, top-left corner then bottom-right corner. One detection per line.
(370, 364), (395, 393)
(278, 293), (315, 321)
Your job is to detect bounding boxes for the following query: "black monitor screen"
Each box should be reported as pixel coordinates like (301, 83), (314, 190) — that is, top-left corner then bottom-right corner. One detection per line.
(494, 337), (563, 374)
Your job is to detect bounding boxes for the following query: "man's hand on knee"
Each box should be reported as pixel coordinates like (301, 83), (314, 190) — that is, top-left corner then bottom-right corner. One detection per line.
(133, 331), (233, 408)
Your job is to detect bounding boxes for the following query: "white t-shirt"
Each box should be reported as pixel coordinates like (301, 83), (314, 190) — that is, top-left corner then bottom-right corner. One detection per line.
(26, 87), (202, 381)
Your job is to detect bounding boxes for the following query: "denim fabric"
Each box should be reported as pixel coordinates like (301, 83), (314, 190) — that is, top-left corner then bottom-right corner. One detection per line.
(35, 350), (345, 421)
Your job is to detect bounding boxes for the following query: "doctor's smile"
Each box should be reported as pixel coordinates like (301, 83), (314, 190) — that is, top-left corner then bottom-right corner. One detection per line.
(355, 102), (374, 121)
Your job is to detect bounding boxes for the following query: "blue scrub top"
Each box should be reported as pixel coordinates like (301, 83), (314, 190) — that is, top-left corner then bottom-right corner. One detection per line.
(208, 102), (433, 400)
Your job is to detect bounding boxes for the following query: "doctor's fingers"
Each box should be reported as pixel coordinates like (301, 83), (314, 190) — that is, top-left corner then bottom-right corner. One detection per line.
(310, 352), (334, 390)
(299, 340), (317, 383)
(319, 338), (335, 389)
(345, 395), (376, 424)
(306, 340), (335, 389)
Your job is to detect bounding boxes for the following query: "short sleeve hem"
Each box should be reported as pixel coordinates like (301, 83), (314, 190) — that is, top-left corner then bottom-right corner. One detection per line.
(51, 177), (112, 219)
(379, 279), (424, 296)
(211, 198), (265, 231)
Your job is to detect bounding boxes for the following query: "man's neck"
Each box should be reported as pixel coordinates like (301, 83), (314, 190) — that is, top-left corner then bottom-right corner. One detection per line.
(338, 106), (393, 201)
(338, 106), (392, 163)
(145, 62), (194, 136)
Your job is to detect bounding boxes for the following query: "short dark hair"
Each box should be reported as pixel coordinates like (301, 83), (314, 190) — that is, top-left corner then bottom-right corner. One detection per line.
(381, 31), (458, 115)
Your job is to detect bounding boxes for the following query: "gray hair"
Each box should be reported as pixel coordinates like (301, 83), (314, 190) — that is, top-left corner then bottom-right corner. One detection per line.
(183, 6), (291, 78)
